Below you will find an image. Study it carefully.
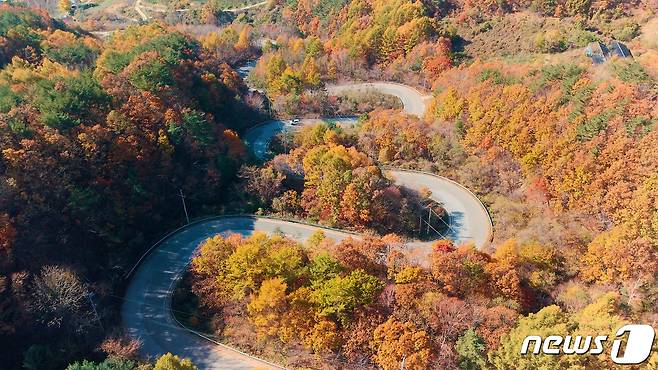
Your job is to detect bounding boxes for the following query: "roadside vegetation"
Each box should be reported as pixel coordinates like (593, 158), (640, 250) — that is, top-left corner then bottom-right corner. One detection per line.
(182, 232), (551, 369)
(238, 122), (447, 236)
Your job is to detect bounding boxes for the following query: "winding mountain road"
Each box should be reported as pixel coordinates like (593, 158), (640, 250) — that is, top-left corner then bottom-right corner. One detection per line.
(123, 217), (353, 370)
(123, 81), (493, 369)
(327, 82), (432, 118)
(225, 1), (269, 13)
(133, 0), (268, 22)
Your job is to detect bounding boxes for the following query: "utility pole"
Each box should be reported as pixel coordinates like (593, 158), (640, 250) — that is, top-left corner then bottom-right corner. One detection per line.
(427, 207), (432, 234)
(87, 291), (104, 332)
(179, 189), (190, 224)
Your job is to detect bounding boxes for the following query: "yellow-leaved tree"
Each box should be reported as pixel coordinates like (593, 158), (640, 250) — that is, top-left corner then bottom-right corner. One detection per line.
(58, 0), (72, 14)
(371, 318), (433, 370)
(153, 353), (197, 370)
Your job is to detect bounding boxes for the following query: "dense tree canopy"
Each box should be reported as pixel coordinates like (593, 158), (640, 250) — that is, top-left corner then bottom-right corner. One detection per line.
(1, 0), (656, 368)
(240, 122), (443, 234)
(0, 7), (262, 367)
(187, 231), (526, 368)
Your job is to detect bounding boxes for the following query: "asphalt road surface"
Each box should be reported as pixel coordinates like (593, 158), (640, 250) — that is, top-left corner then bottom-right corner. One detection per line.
(225, 1), (269, 12)
(327, 82), (432, 118)
(123, 81), (492, 369)
(123, 217), (354, 370)
(243, 117), (357, 159)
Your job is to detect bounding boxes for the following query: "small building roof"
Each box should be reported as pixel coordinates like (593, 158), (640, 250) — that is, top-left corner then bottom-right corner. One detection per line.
(585, 42), (610, 64)
(609, 40), (632, 58)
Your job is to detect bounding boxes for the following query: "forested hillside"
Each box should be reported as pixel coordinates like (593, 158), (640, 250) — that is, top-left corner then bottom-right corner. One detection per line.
(186, 0), (657, 368)
(0, 5), (263, 368)
(0, 0), (657, 369)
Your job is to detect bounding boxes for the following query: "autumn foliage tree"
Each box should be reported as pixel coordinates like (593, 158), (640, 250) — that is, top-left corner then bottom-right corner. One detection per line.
(153, 353), (198, 370)
(244, 123), (432, 235)
(200, 24), (258, 64)
(189, 233), (384, 361)
(427, 59), (656, 310)
(371, 318), (433, 370)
